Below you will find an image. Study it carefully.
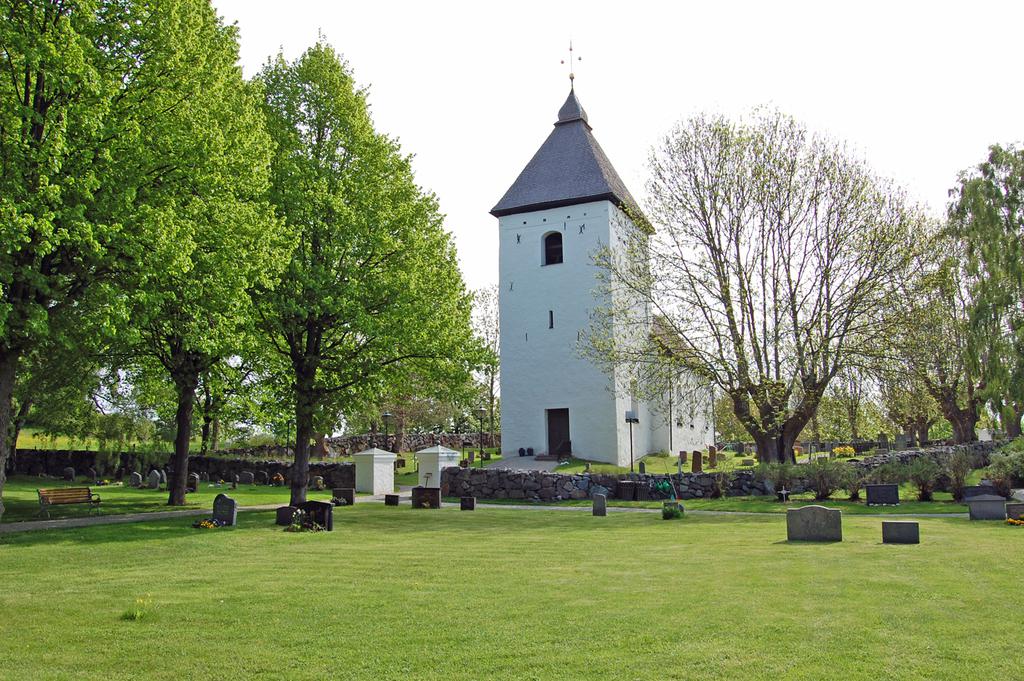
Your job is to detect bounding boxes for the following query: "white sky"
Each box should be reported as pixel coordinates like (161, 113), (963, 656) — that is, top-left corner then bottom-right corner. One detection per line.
(214, 0), (1024, 291)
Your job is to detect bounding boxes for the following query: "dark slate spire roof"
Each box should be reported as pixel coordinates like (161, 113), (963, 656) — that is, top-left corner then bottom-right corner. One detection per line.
(490, 89), (640, 218)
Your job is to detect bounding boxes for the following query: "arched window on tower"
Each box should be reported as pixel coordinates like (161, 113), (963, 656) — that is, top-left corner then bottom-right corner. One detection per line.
(542, 231), (563, 266)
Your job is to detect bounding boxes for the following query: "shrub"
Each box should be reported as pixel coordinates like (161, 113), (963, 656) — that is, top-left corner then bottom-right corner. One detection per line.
(662, 501), (683, 519)
(709, 472), (730, 499)
(843, 469), (866, 501)
(906, 458), (941, 501)
(807, 459), (848, 500)
(985, 449), (1024, 496)
(755, 463), (797, 492)
(832, 445), (855, 458)
(868, 462), (906, 485)
(946, 451), (973, 503)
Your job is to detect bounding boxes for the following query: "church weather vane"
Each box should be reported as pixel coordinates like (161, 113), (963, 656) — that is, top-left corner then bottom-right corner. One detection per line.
(561, 41), (581, 88)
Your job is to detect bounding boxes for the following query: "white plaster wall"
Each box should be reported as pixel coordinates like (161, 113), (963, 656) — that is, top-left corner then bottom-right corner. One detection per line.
(353, 450), (396, 495)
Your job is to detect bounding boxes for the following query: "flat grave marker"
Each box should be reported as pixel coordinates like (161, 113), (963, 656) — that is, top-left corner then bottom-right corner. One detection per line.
(787, 505), (842, 542)
(882, 521), (920, 544)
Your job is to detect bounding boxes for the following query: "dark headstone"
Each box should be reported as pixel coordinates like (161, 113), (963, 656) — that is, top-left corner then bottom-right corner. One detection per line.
(882, 521), (920, 544)
(866, 484), (900, 506)
(967, 495), (1007, 520)
(332, 488), (355, 506)
(411, 486), (441, 509)
(296, 500), (333, 531)
(964, 485), (1002, 500)
(1005, 503), (1024, 520)
(638, 461), (646, 474)
(276, 505), (297, 526)
(308, 475), (324, 490)
(691, 451), (703, 473)
(678, 451), (688, 464)
(212, 493), (237, 526)
(617, 481), (636, 501)
(255, 470), (269, 485)
(460, 496), (476, 511)
(85, 467), (97, 481)
(187, 473), (200, 493)
(592, 493), (607, 517)
(786, 505), (842, 542)
(238, 471), (255, 485)
(394, 458), (406, 470)
(384, 494), (400, 506)
(199, 471), (209, 482)
(62, 467), (75, 481)
(129, 471), (143, 488)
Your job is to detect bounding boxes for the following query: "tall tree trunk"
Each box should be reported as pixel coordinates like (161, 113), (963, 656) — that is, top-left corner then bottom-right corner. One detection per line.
(291, 369), (315, 505)
(0, 351), (21, 521)
(394, 415), (406, 455)
(200, 380), (213, 456)
(10, 397), (31, 472)
(168, 366), (200, 506)
(1003, 403), (1023, 438)
(211, 416), (220, 452)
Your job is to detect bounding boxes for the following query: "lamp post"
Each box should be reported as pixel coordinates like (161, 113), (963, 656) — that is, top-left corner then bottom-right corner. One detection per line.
(382, 412), (392, 452)
(475, 407), (486, 468)
(625, 411), (640, 472)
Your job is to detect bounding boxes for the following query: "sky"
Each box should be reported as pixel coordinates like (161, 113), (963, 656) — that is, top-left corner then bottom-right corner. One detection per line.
(214, 0), (1024, 291)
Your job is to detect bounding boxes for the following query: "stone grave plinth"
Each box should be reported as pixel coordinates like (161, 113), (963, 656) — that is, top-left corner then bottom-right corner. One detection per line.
(866, 484), (900, 506)
(786, 505), (842, 542)
(415, 445), (460, 489)
(882, 521), (920, 544)
(411, 486), (441, 509)
(967, 494), (1007, 520)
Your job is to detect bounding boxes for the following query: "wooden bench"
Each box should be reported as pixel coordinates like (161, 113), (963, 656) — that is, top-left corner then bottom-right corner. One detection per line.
(37, 487), (101, 518)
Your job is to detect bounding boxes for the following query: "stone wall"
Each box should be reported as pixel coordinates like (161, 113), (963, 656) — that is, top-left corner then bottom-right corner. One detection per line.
(441, 441), (1004, 502)
(215, 432), (501, 458)
(9, 449), (354, 489)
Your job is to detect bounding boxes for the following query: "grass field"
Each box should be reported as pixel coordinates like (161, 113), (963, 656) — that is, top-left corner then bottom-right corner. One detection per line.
(0, 476), (337, 523)
(0, 505), (1020, 680)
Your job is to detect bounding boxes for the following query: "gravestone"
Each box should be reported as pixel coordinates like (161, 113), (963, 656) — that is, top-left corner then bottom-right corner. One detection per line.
(866, 484), (900, 506)
(966, 494), (1007, 520)
(308, 475), (325, 490)
(691, 451), (703, 473)
(212, 493), (237, 526)
(255, 471), (269, 485)
(411, 486), (441, 509)
(1005, 503), (1024, 520)
(394, 458), (406, 470)
(893, 434), (909, 451)
(332, 488), (355, 506)
(882, 521), (920, 544)
(187, 473), (200, 493)
(742, 459), (756, 466)
(276, 505), (297, 526)
(199, 471), (209, 482)
(617, 481), (636, 501)
(129, 471), (143, 488)
(638, 461), (646, 474)
(297, 500), (333, 531)
(877, 432), (889, 448)
(963, 485), (1001, 500)
(460, 496), (476, 511)
(678, 451), (688, 464)
(592, 493), (607, 517)
(786, 505), (842, 542)
(147, 470), (161, 489)
(158, 469), (167, 485)
(707, 452), (716, 468)
(85, 467), (97, 481)
(62, 467), (75, 481)
(238, 471), (255, 485)
(384, 494), (400, 506)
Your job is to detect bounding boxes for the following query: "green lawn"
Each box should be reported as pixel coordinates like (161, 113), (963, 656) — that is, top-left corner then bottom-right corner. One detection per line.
(0, 476), (337, 523)
(0, 506), (1021, 679)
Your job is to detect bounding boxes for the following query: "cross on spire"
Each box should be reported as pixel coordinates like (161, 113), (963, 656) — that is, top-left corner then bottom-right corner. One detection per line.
(561, 41), (581, 88)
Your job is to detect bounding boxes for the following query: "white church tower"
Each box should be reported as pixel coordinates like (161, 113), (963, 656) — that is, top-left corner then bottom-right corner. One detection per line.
(492, 87), (712, 467)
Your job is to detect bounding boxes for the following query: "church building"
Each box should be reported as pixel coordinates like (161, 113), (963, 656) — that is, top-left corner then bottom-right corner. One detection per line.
(492, 87), (713, 467)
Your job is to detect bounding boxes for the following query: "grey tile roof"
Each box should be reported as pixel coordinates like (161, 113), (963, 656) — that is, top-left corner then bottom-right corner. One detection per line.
(490, 89), (640, 218)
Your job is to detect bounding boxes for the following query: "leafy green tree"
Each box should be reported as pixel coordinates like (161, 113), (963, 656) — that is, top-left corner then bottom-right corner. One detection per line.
(949, 144), (1024, 437)
(254, 43), (481, 505)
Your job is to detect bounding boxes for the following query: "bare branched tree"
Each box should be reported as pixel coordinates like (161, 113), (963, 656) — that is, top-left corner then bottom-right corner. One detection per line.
(588, 110), (918, 463)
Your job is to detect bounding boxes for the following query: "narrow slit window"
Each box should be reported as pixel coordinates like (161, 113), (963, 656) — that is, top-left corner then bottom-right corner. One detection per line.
(548, 310), (554, 329)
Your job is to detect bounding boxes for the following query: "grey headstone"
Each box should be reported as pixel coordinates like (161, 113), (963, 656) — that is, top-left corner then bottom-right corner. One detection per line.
(866, 484), (900, 506)
(157, 469), (167, 485)
(187, 473), (200, 493)
(85, 467), (96, 481)
(238, 471), (254, 485)
(147, 470), (161, 489)
(882, 521), (920, 544)
(62, 467), (75, 481)
(212, 493), (237, 526)
(592, 493), (607, 517)
(1005, 503), (1024, 520)
(129, 471), (143, 488)
(199, 471), (209, 482)
(893, 435), (908, 451)
(255, 470), (269, 485)
(967, 495), (1007, 520)
(964, 485), (1002, 500)
(742, 458), (755, 466)
(276, 505), (297, 526)
(786, 505), (842, 542)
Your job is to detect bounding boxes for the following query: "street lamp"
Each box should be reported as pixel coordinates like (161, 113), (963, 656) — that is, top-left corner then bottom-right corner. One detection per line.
(382, 412), (392, 452)
(625, 411), (640, 472)
(475, 407), (486, 468)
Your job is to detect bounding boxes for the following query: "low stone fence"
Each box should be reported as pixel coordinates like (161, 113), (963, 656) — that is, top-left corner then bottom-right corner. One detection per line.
(216, 432), (501, 458)
(9, 449), (354, 489)
(441, 441), (1005, 502)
